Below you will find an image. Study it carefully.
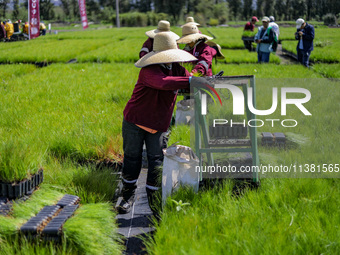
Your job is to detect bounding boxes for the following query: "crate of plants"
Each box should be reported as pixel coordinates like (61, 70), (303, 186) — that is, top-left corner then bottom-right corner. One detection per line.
(241, 31), (257, 41)
(209, 123), (248, 139)
(0, 169), (44, 199)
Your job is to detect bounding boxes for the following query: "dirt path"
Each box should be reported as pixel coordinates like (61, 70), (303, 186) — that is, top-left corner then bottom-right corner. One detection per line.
(276, 44), (298, 64)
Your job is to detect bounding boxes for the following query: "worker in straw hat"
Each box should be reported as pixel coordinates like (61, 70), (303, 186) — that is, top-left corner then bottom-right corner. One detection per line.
(182, 16), (202, 34)
(183, 16), (200, 26)
(139, 20), (179, 58)
(119, 32), (214, 217)
(177, 23), (216, 77)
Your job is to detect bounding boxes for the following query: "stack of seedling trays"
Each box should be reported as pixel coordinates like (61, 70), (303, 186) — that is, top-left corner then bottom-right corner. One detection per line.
(20, 194), (80, 241)
(0, 169), (44, 199)
(210, 124), (248, 139)
(261, 132), (286, 147)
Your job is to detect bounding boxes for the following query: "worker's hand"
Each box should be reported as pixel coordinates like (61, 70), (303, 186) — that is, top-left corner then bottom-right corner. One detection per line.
(255, 39), (261, 43)
(190, 69), (198, 76)
(190, 76), (213, 88)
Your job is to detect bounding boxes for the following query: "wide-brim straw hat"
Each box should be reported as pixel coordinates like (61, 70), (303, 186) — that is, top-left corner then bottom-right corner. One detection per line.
(135, 32), (197, 68)
(177, 23), (213, 44)
(181, 16), (200, 27)
(205, 41), (225, 59)
(145, 20), (180, 39)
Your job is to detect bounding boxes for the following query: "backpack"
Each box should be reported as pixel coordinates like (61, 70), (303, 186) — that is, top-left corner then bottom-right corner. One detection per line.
(267, 27), (278, 52)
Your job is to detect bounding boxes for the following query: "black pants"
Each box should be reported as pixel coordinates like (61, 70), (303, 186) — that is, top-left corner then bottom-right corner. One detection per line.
(121, 119), (167, 198)
(297, 49), (311, 68)
(244, 40), (252, 51)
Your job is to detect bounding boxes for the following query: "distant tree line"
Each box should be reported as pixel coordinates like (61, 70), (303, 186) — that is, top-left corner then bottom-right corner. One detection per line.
(1, 0), (339, 25)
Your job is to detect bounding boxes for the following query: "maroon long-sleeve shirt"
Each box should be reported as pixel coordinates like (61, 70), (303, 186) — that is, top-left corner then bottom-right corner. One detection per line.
(139, 38), (154, 58)
(186, 42), (216, 76)
(244, 22), (255, 32)
(123, 63), (190, 132)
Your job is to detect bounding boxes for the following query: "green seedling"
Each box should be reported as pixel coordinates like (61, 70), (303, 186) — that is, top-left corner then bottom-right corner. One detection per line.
(171, 199), (190, 212)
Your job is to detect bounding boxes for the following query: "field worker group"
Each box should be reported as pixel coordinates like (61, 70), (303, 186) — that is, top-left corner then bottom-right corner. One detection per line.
(0, 20), (47, 41)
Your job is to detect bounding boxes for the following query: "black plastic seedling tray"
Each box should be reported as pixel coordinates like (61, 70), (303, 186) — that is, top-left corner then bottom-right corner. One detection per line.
(20, 194), (80, 239)
(56, 194), (80, 207)
(0, 169), (44, 199)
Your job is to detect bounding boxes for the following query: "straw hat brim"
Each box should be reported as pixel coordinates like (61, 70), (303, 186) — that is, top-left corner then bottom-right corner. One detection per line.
(135, 49), (197, 68)
(181, 22), (200, 27)
(205, 41), (225, 59)
(177, 33), (213, 44)
(145, 30), (180, 39)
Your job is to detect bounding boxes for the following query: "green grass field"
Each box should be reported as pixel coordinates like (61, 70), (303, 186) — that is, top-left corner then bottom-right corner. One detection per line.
(0, 26), (339, 254)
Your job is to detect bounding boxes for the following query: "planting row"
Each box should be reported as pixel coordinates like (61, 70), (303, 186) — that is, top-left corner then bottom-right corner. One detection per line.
(282, 39), (340, 63)
(1, 63), (337, 184)
(312, 64), (340, 78)
(147, 178), (340, 254)
(1, 27), (339, 64)
(218, 49), (280, 64)
(0, 63), (135, 182)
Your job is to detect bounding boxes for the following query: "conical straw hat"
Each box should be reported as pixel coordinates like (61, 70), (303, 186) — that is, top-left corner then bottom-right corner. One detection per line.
(135, 32), (197, 68)
(205, 41), (225, 59)
(145, 20), (179, 39)
(177, 23), (213, 44)
(181, 16), (200, 27)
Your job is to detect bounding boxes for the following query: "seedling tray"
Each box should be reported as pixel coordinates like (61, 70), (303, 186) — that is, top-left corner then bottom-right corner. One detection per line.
(209, 124), (248, 139)
(20, 194), (80, 239)
(0, 195), (30, 216)
(0, 169), (44, 199)
(261, 132), (286, 147)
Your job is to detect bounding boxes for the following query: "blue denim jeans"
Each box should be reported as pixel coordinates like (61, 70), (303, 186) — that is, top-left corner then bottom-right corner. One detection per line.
(121, 119), (167, 198)
(258, 51), (270, 63)
(297, 49), (311, 67)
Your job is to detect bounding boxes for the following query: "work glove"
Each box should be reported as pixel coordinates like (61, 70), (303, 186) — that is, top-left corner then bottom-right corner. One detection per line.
(190, 76), (214, 88)
(206, 70), (224, 83)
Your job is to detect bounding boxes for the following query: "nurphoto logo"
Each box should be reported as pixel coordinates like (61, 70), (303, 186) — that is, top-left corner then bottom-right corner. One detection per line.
(201, 85), (312, 128)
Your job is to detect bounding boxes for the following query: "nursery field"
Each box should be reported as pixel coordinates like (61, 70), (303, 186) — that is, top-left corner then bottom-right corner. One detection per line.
(0, 26), (339, 254)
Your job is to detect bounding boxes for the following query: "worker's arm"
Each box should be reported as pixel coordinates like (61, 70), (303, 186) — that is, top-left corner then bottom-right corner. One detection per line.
(139, 38), (153, 58)
(254, 29), (261, 42)
(140, 65), (190, 91)
(191, 46), (216, 76)
(295, 29), (301, 40)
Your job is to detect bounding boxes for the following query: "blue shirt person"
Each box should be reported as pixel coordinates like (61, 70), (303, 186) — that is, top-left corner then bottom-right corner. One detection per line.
(295, 18), (315, 68)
